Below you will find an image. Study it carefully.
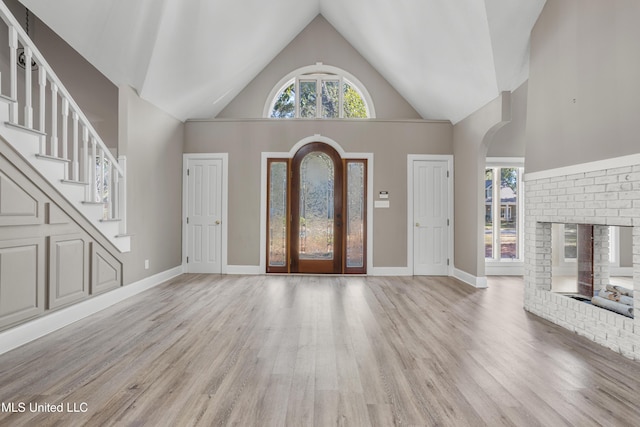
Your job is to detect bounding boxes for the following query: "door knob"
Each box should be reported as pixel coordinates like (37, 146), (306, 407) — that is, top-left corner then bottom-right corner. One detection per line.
(215, 220), (221, 225)
(416, 222), (420, 227)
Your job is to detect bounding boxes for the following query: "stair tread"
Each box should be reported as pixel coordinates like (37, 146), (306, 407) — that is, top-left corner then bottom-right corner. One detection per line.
(5, 121), (47, 136)
(35, 154), (70, 163)
(61, 179), (89, 186)
(115, 234), (133, 238)
(82, 201), (104, 205)
(100, 218), (122, 222)
(0, 94), (17, 103)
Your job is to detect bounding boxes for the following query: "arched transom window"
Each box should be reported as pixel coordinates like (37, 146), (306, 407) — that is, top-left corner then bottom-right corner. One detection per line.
(265, 65), (375, 119)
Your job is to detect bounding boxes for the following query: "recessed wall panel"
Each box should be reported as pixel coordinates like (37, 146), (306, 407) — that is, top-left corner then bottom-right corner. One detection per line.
(0, 238), (44, 329)
(49, 234), (89, 309)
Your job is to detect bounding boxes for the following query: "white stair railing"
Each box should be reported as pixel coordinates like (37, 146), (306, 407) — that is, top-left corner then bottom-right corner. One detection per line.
(0, 2), (127, 237)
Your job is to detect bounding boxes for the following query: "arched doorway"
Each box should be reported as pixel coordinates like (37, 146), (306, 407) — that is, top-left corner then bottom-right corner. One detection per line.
(291, 143), (343, 273)
(266, 142), (367, 274)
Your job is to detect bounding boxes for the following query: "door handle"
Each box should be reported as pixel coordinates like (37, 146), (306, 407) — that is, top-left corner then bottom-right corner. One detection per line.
(214, 220), (221, 225)
(415, 222), (420, 227)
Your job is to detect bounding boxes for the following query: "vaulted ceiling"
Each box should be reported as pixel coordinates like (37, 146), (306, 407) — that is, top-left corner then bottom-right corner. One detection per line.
(19, 0), (546, 123)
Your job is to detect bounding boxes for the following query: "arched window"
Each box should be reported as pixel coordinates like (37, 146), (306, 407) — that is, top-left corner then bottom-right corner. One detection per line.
(265, 65), (375, 119)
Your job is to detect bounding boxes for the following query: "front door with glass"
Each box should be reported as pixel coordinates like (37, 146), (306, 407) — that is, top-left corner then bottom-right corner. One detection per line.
(265, 142), (367, 274)
(291, 143), (343, 273)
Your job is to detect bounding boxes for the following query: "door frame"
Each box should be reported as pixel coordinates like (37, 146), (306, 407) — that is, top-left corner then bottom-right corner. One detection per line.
(407, 154), (454, 276)
(182, 153), (229, 274)
(260, 136), (374, 274)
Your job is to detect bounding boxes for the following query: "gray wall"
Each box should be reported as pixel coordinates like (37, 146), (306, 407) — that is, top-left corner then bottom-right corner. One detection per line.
(1, 0), (119, 149)
(526, 0), (640, 173)
(119, 86), (184, 284)
(196, 13), (450, 269)
(453, 93), (510, 278)
(488, 81), (527, 158)
(217, 15), (421, 120)
(185, 120), (451, 267)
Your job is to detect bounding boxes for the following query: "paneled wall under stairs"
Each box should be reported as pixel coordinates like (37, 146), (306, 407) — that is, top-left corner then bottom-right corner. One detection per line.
(0, 142), (122, 332)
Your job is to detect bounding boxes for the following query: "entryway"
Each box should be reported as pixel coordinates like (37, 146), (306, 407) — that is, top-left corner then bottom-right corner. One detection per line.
(266, 141), (367, 274)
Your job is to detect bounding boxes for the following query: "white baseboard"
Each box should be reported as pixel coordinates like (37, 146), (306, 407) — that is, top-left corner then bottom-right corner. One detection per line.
(226, 265), (262, 275)
(371, 267), (412, 276)
(0, 265), (184, 356)
(486, 263), (524, 276)
(453, 268), (488, 288)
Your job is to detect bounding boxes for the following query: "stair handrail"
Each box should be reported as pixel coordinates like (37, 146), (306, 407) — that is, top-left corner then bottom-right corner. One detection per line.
(0, 1), (124, 177)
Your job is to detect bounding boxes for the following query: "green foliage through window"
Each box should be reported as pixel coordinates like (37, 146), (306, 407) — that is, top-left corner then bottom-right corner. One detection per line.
(343, 84), (367, 118)
(270, 76), (369, 119)
(270, 84), (295, 118)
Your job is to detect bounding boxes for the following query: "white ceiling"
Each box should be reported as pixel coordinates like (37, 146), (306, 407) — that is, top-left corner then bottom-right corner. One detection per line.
(19, 0), (545, 123)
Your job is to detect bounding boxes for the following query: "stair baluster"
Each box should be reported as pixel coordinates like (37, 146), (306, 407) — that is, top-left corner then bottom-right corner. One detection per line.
(23, 46), (33, 128)
(61, 98), (69, 179)
(8, 26), (17, 122)
(38, 67), (46, 154)
(72, 111), (79, 181)
(50, 82), (58, 157)
(90, 137), (97, 203)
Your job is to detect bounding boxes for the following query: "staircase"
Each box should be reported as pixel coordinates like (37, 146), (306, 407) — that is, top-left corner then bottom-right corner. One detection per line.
(0, 2), (129, 252)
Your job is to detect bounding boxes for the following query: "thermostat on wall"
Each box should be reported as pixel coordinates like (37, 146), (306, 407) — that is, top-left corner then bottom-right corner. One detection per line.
(379, 191), (389, 199)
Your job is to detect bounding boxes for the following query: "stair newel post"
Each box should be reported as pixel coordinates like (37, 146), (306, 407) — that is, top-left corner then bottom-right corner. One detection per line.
(72, 111), (79, 181)
(118, 156), (127, 234)
(50, 83), (58, 157)
(8, 26), (18, 123)
(90, 137), (97, 203)
(61, 98), (69, 179)
(38, 67), (46, 154)
(24, 46), (33, 128)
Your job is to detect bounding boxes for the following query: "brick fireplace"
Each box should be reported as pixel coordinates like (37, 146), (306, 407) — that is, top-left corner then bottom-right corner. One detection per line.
(524, 159), (640, 360)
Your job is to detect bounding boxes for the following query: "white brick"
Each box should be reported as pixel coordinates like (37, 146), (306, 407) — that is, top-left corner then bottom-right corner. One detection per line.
(575, 178), (595, 187)
(596, 209), (618, 217)
(595, 175), (618, 184)
(595, 192), (618, 201)
(607, 182), (633, 192)
(585, 185), (607, 193)
(575, 194), (594, 202)
(607, 166), (633, 175)
(618, 191), (640, 200)
(566, 187), (585, 195)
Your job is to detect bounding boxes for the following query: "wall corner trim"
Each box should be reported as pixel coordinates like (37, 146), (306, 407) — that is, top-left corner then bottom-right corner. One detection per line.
(0, 265), (184, 356)
(453, 268), (488, 288)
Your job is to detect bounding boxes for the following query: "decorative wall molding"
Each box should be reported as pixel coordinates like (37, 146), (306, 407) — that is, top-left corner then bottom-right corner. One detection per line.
(0, 265), (183, 356)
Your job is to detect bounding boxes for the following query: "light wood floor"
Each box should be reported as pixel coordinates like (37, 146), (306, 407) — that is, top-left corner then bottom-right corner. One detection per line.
(1, 275), (639, 426)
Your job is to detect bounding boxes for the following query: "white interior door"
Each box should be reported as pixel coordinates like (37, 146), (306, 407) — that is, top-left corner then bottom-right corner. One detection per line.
(413, 160), (449, 275)
(186, 158), (222, 273)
